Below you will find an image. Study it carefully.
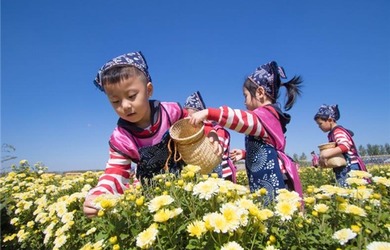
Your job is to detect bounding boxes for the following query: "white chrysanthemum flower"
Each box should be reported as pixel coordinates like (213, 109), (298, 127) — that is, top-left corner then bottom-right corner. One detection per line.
(220, 203), (243, 232)
(81, 184), (93, 193)
(332, 228), (357, 245)
(184, 182), (194, 191)
(233, 183), (250, 195)
(17, 229), (29, 243)
(204, 212), (229, 233)
(10, 218), (19, 225)
(221, 241), (244, 250)
(257, 209), (274, 221)
(148, 195), (174, 212)
(346, 177), (369, 186)
(369, 199), (381, 207)
(275, 201), (297, 221)
(235, 198), (255, 209)
(372, 177), (390, 187)
(55, 201), (68, 217)
(347, 170), (372, 179)
(23, 201), (33, 210)
(343, 204), (367, 217)
(92, 194), (120, 210)
(319, 185), (348, 196)
(85, 227), (97, 235)
(183, 164), (201, 173)
(136, 224), (159, 249)
(349, 187), (373, 200)
(61, 211), (74, 224)
(92, 239), (105, 249)
(171, 207), (183, 218)
(53, 234), (68, 249)
(193, 179), (219, 200)
(264, 246), (280, 250)
(366, 241), (390, 250)
(276, 189), (301, 204)
(314, 203), (329, 213)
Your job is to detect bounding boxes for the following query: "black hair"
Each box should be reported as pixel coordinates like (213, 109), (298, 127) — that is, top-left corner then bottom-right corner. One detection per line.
(243, 75), (303, 111)
(101, 66), (148, 88)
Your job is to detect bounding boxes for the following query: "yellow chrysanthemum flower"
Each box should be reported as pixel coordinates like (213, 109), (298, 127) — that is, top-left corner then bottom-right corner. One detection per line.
(314, 203), (329, 213)
(344, 204), (367, 217)
(187, 220), (206, 238)
(351, 225), (361, 233)
(153, 209), (171, 223)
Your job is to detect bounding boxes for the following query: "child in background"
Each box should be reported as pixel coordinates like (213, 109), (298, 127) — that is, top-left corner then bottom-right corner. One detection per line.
(184, 91), (237, 182)
(314, 104), (367, 186)
(311, 151), (319, 167)
(190, 61), (303, 202)
(83, 51), (223, 217)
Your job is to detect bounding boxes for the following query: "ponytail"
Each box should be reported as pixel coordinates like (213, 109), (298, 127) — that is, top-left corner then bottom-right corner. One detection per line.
(282, 76), (303, 111)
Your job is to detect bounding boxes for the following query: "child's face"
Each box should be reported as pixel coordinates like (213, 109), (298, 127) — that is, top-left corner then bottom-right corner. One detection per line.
(104, 76), (152, 128)
(243, 87), (260, 111)
(315, 118), (333, 133)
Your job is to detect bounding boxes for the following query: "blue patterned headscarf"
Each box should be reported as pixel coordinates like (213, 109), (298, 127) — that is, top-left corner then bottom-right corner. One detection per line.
(184, 91), (206, 111)
(314, 104), (340, 121)
(93, 51), (151, 91)
(248, 61), (287, 100)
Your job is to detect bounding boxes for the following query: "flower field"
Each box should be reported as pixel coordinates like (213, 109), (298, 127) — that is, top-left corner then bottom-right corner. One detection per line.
(1, 161), (389, 250)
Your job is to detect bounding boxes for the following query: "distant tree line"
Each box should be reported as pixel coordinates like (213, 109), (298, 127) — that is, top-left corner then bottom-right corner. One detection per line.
(358, 143), (390, 156)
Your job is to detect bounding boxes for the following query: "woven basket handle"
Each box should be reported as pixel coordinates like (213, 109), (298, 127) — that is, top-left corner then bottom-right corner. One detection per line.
(164, 138), (182, 171)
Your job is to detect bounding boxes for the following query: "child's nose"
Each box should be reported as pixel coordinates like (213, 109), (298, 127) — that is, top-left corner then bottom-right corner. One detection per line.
(122, 99), (132, 109)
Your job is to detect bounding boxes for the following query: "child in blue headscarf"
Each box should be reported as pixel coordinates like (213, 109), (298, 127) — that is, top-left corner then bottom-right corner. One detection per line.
(314, 104), (368, 187)
(184, 91), (237, 182)
(189, 61), (303, 203)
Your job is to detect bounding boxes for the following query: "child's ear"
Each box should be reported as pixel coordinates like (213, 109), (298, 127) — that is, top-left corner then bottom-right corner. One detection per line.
(256, 86), (266, 98)
(147, 82), (153, 97)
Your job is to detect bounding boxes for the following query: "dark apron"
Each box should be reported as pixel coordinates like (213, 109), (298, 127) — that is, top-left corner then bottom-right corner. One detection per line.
(245, 135), (286, 204)
(136, 131), (184, 184)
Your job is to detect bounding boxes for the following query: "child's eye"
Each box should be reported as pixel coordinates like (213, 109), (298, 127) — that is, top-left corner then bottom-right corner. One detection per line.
(128, 94), (136, 100)
(111, 100), (119, 104)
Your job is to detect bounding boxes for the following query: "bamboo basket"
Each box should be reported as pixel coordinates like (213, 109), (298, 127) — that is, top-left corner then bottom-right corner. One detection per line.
(318, 142), (347, 168)
(169, 118), (222, 174)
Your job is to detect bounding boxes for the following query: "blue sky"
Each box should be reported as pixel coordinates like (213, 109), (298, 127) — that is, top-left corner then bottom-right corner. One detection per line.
(2, 0), (389, 172)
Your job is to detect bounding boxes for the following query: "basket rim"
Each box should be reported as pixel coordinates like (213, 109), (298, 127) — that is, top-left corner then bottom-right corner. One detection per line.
(169, 119), (205, 142)
(318, 142), (336, 147)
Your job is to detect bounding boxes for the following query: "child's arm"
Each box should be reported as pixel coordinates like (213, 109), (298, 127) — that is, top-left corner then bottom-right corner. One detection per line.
(332, 127), (353, 153)
(190, 106), (268, 138)
(229, 148), (246, 162)
(83, 148), (132, 217)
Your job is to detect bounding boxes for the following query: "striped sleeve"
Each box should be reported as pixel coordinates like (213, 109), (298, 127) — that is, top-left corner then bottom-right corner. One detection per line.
(208, 106), (267, 138)
(212, 124), (230, 158)
(333, 128), (353, 153)
(88, 148), (132, 196)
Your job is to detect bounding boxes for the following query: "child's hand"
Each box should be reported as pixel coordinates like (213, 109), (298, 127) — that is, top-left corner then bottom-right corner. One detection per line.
(189, 109), (209, 126)
(83, 194), (100, 218)
(319, 148), (340, 167)
(207, 130), (223, 156)
(230, 149), (244, 162)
